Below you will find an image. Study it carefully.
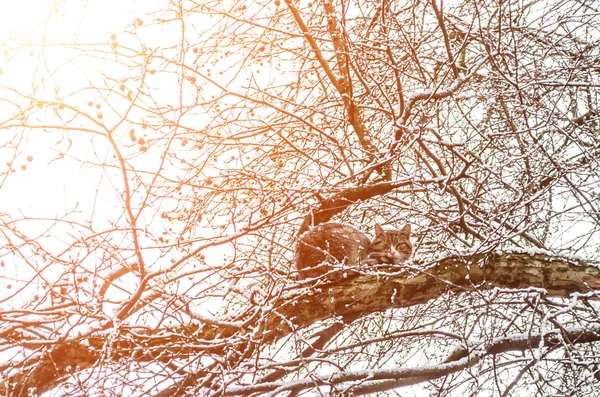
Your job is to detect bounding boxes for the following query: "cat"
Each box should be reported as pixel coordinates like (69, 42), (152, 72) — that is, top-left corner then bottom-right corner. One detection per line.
(295, 222), (412, 280)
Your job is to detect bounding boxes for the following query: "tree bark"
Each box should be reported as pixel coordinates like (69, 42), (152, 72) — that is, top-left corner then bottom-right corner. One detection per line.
(3, 252), (599, 396)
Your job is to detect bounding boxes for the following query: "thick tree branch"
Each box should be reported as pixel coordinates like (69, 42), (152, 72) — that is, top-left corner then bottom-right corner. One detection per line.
(3, 252), (600, 395)
(297, 179), (418, 235)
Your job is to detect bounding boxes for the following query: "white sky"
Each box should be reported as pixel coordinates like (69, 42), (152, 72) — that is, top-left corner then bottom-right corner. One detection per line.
(0, 0), (154, 208)
(0, 0), (174, 306)
(0, 0), (238, 318)
(0, 0), (155, 43)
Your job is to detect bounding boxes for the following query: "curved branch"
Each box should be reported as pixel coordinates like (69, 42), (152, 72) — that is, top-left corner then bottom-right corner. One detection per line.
(3, 252), (600, 395)
(297, 180), (413, 235)
(228, 323), (600, 395)
(285, 0), (380, 159)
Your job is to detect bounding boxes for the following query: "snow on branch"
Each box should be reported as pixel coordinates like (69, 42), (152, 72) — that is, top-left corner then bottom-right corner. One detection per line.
(3, 252), (600, 396)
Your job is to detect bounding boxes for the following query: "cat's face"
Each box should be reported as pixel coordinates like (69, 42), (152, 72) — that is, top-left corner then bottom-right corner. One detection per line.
(368, 224), (412, 264)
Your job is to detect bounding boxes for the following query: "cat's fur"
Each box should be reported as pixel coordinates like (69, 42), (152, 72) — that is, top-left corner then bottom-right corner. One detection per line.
(295, 222), (412, 279)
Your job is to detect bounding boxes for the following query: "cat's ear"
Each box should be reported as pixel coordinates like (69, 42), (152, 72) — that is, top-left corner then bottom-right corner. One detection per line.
(401, 224), (411, 235)
(374, 223), (385, 236)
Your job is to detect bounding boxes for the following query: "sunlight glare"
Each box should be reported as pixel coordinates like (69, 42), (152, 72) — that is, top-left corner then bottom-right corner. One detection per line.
(0, 0), (152, 212)
(0, 0), (148, 43)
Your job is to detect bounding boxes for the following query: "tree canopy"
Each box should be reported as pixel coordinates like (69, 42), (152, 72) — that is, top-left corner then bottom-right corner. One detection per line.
(1, 0), (600, 395)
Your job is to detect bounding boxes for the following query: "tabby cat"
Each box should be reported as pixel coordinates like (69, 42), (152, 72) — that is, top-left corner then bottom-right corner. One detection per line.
(295, 222), (412, 279)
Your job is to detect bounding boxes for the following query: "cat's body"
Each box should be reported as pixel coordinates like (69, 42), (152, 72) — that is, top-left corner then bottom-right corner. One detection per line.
(295, 222), (412, 280)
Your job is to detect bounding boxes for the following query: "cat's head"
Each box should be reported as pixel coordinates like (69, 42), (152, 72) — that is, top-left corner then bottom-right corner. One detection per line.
(367, 223), (412, 265)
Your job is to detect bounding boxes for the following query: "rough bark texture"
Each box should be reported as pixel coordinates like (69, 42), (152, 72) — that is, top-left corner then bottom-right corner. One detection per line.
(3, 252), (599, 395)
